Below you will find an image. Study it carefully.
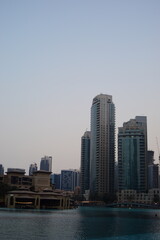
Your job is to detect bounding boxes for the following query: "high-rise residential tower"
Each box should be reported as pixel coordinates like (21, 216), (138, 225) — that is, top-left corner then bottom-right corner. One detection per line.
(40, 156), (52, 172)
(118, 116), (148, 192)
(80, 131), (91, 195)
(90, 94), (115, 198)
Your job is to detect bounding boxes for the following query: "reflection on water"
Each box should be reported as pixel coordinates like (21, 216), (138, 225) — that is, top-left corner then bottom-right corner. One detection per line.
(0, 207), (160, 240)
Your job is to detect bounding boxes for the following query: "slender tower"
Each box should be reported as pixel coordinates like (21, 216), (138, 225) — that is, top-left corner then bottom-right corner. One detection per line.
(80, 131), (91, 195)
(90, 94), (115, 199)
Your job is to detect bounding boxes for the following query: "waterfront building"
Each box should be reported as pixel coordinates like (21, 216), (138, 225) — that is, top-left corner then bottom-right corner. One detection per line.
(6, 190), (71, 209)
(0, 164), (4, 175)
(29, 163), (38, 176)
(118, 116), (148, 192)
(80, 131), (91, 195)
(40, 156), (52, 172)
(90, 94), (115, 198)
(117, 188), (160, 205)
(51, 173), (61, 189)
(5, 168), (32, 190)
(1, 168), (72, 210)
(61, 169), (80, 191)
(4, 168), (52, 192)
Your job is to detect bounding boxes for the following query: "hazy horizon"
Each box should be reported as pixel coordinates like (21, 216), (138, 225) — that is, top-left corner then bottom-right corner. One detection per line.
(0, 0), (160, 174)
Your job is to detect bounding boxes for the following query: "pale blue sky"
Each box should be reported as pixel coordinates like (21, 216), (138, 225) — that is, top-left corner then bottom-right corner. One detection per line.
(0, 0), (160, 173)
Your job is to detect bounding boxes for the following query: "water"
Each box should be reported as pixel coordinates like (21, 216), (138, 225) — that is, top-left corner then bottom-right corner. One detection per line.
(0, 207), (160, 240)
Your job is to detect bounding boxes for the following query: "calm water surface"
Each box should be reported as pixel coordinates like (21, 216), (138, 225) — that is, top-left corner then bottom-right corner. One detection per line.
(0, 207), (160, 240)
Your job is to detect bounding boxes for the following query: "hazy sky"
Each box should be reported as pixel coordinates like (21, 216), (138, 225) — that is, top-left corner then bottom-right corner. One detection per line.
(0, 0), (160, 173)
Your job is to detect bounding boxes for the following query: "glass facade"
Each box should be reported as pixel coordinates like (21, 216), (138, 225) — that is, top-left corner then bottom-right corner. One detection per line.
(118, 116), (148, 193)
(40, 156), (52, 172)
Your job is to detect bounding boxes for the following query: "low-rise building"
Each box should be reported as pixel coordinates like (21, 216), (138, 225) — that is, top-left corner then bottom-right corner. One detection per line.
(1, 168), (73, 210)
(6, 190), (70, 210)
(117, 189), (160, 205)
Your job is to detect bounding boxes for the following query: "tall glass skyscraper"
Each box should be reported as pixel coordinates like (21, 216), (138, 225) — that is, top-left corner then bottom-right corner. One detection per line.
(90, 94), (115, 198)
(40, 156), (52, 172)
(118, 116), (148, 192)
(80, 131), (91, 195)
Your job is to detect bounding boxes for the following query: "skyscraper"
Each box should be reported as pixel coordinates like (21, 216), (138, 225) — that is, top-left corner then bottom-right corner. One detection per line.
(0, 164), (4, 175)
(29, 163), (38, 176)
(90, 94), (115, 198)
(40, 156), (52, 172)
(118, 116), (148, 192)
(80, 131), (91, 195)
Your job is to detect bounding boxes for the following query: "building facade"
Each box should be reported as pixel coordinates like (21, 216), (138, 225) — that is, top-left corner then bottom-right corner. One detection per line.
(148, 164), (159, 189)
(90, 94), (115, 198)
(117, 189), (160, 206)
(40, 156), (52, 172)
(118, 116), (148, 193)
(80, 131), (91, 195)
(61, 169), (80, 191)
(51, 174), (61, 189)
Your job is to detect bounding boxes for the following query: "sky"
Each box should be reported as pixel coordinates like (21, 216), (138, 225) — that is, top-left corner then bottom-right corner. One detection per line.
(0, 0), (160, 174)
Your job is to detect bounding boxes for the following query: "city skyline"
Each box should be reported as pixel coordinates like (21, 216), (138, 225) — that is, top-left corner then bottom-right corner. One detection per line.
(0, 1), (160, 173)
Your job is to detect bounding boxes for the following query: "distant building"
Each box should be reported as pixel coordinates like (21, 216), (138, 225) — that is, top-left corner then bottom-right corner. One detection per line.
(2, 169), (72, 210)
(29, 163), (38, 176)
(117, 188), (160, 205)
(147, 151), (159, 189)
(118, 116), (148, 193)
(7, 168), (25, 173)
(148, 164), (159, 189)
(147, 150), (154, 165)
(40, 156), (52, 172)
(61, 169), (80, 191)
(0, 164), (4, 175)
(80, 131), (91, 195)
(73, 169), (80, 189)
(51, 174), (61, 189)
